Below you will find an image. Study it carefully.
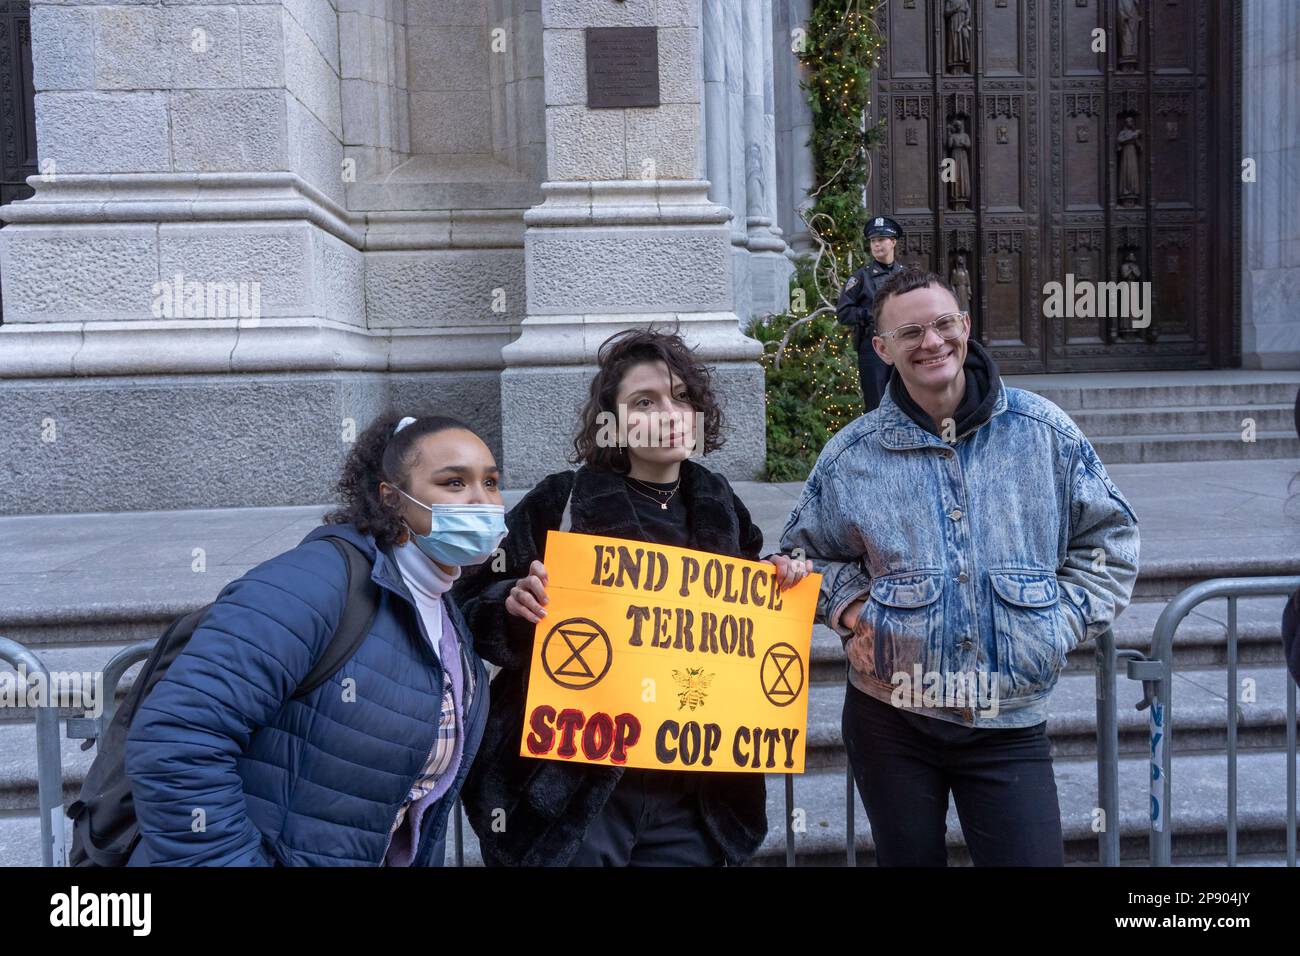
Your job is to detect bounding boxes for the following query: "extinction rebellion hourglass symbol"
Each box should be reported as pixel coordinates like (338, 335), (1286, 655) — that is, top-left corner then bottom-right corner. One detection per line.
(760, 642), (804, 707)
(541, 617), (613, 690)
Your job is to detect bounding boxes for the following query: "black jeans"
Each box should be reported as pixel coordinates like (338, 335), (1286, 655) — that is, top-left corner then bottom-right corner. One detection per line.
(842, 683), (1065, 866)
(856, 335), (893, 414)
(567, 769), (725, 867)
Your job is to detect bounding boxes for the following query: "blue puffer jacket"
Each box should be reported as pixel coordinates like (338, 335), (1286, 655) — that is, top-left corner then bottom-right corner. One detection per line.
(124, 523), (488, 866)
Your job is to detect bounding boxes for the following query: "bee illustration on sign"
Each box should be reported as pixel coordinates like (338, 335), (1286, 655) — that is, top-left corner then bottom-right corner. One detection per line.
(672, 667), (714, 711)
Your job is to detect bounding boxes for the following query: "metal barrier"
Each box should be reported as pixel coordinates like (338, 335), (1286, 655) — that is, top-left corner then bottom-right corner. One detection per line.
(826, 629), (1125, 867)
(452, 629), (1123, 868)
(13, 579), (1298, 867)
(1130, 576), (1300, 867)
(1094, 627), (1140, 867)
(65, 643), (153, 749)
(32, 641), (476, 868)
(0, 636), (66, 867)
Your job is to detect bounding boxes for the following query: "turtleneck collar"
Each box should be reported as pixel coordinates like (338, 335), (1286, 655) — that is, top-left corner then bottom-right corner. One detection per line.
(391, 537), (461, 604)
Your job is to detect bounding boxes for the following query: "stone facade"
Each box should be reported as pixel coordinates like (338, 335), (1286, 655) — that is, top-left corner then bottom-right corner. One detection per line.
(1241, 0), (1300, 370)
(2, 1), (1294, 515)
(1, 0), (794, 514)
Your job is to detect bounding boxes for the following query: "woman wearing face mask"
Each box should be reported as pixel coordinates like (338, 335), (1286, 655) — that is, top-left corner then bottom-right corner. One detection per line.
(453, 328), (812, 867)
(124, 413), (505, 866)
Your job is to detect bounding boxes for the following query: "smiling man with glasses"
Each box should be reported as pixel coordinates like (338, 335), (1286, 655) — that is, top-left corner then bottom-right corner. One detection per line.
(781, 265), (1141, 866)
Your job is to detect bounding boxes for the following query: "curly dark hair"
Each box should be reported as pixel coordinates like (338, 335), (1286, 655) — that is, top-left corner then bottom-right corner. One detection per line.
(325, 412), (475, 547)
(872, 266), (960, 328)
(570, 326), (724, 472)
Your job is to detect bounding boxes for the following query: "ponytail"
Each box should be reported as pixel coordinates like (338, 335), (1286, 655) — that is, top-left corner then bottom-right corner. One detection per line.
(325, 412), (473, 547)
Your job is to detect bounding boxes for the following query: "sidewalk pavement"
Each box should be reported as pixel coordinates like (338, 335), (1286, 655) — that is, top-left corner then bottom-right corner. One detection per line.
(1, 458), (1297, 622)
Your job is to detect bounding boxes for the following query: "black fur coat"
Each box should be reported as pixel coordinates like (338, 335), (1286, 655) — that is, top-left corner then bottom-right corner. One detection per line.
(452, 460), (768, 866)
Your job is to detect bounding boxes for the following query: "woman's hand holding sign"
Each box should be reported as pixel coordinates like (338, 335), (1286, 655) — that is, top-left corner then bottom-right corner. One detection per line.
(506, 560), (550, 623)
(764, 553), (814, 590)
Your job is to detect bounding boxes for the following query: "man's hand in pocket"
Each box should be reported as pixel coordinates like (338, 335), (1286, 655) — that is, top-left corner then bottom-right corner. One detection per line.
(842, 599), (874, 674)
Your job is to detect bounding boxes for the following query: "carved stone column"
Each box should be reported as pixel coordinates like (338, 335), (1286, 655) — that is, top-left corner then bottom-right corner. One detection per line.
(500, 0), (766, 484)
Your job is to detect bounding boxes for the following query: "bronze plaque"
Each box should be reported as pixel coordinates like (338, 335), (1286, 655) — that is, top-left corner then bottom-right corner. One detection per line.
(586, 27), (660, 109)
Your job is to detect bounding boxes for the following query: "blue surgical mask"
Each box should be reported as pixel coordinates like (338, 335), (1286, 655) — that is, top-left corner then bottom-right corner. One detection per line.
(394, 487), (508, 567)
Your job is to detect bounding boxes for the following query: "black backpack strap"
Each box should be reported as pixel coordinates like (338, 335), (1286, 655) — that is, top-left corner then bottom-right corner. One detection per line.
(293, 537), (380, 700)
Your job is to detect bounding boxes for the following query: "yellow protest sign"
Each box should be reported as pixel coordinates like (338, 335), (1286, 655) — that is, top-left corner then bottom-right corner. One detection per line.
(520, 531), (819, 774)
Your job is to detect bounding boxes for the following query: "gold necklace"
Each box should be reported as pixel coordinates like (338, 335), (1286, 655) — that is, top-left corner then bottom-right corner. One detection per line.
(625, 477), (680, 511)
(627, 474), (680, 496)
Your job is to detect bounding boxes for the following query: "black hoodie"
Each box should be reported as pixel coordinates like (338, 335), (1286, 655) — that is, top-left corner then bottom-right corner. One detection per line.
(888, 338), (1003, 440)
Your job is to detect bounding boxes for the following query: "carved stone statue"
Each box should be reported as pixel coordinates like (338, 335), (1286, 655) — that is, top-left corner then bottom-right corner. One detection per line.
(1118, 0), (1142, 69)
(946, 118), (972, 210)
(1117, 249), (1155, 342)
(1120, 249), (1142, 282)
(951, 254), (972, 313)
(944, 0), (972, 74)
(1117, 115), (1143, 206)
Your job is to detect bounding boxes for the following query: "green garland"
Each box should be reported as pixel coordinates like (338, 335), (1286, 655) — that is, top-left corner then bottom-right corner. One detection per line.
(753, 261), (862, 482)
(804, 0), (886, 282)
(757, 0), (885, 481)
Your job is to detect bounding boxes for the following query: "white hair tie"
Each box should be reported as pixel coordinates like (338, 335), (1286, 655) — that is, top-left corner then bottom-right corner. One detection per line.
(393, 416), (417, 435)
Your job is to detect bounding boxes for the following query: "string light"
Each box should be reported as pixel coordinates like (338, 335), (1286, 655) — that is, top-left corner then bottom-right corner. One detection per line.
(765, 1), (883, 477)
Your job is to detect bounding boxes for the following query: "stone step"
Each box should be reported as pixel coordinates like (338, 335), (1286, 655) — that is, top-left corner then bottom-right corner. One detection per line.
(3, 461), (1294, 647)
(1008, 371), (1300, 463)
(0, 592), (1285, 722)
(1069, 403), (1295, 437)
(747, 748), (1300, 866)
(0, 452), (1293, 865)
(1129, 563), (1300, 603)
(0, 505), (322, 649)
(0, 596), (1287, 738)
(0, 815), (49, 868)
(335, 748), (1300, 867)
(1088, 431), (1300, 464)
(808, 594), (1291, 683)
(0, 722), (95, 814)
(2, 656), (1294, 853)
(0, 642), (142, 724)
(1014, 378), (1300, 412)
(389, 745), (1300, 868)
(3, 719), (1294, 867)
(3, 656), (1291, 813)
(1161, 851), (1295, 867)
(799, 665), (1299, 768)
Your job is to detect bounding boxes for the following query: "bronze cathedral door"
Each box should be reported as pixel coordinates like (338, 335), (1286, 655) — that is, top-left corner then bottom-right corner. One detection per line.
(868, 0), (1240, 372)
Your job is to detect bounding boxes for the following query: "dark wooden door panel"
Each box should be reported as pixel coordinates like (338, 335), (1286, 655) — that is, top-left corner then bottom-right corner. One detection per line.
(0, 0), (34, 206)
(870, 0), (1239, 372)
(0, 0), (35, 325)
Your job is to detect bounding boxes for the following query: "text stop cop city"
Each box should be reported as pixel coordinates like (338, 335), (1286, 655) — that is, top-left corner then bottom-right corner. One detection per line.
(521, 531), (819, 773)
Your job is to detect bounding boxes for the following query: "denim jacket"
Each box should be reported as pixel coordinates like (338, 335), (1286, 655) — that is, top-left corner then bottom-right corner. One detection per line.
(780, 382), (1140, 728)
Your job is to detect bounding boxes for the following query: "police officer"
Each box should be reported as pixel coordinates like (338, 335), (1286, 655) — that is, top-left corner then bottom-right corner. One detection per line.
(837, 216), (907, 412)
